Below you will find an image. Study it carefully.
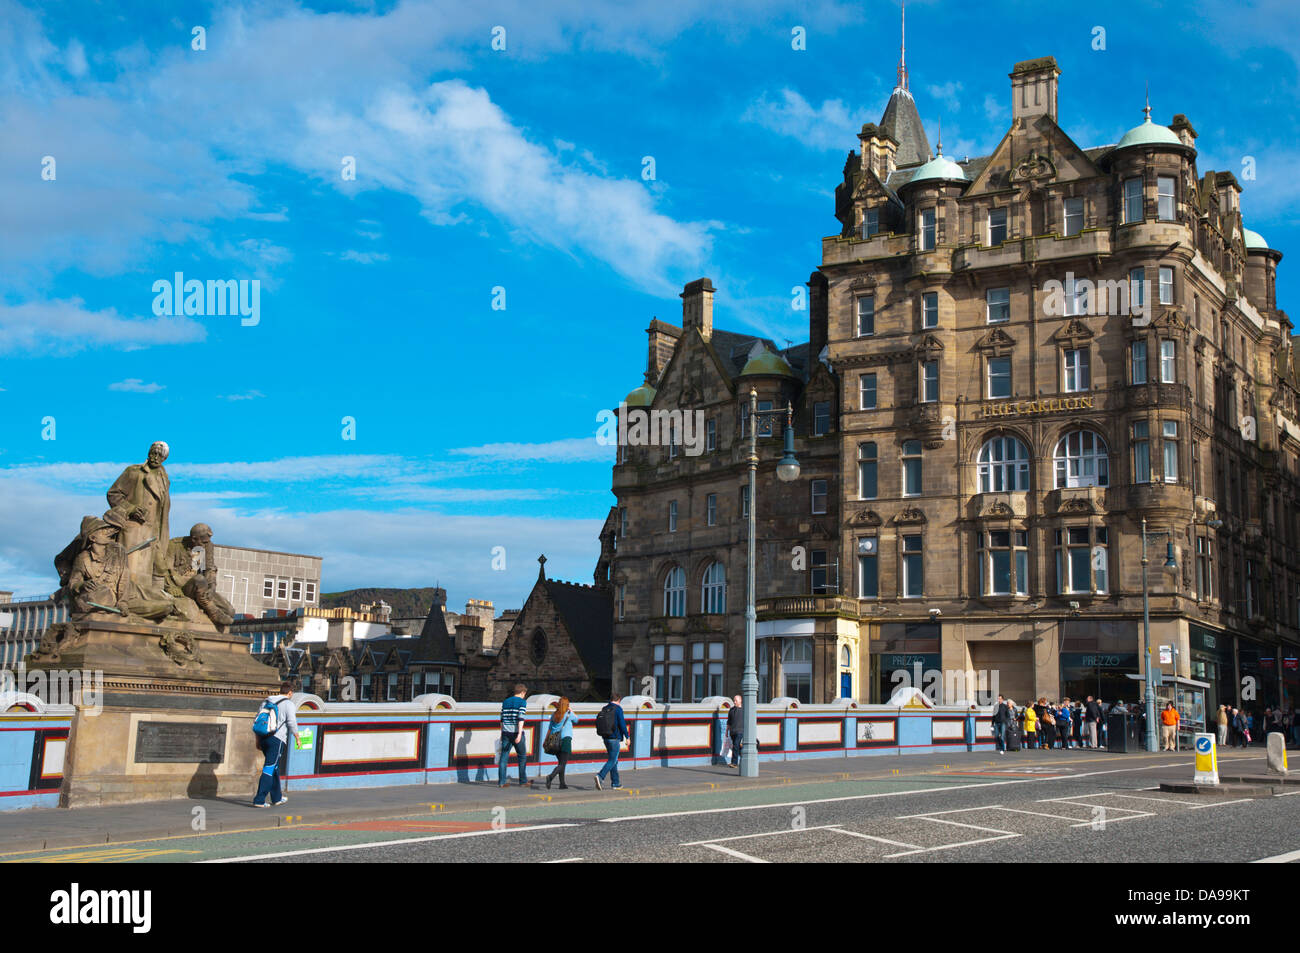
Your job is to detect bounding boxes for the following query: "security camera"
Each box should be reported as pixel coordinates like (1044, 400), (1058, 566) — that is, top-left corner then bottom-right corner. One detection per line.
(928, 608), (942, 618)
(1068, 601), (1080, 612)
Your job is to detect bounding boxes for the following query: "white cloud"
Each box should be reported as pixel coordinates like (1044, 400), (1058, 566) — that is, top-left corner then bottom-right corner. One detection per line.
(108, 378), (164, 393)
(449, 437), (613, 463)
(926, 81), (963, 114)
(219, 390), (265, 401)
(742, 89), (864, 151)
(983, 93), (1006, 123)
(0, 298), (205, 355)
(339, 250), (390, 264)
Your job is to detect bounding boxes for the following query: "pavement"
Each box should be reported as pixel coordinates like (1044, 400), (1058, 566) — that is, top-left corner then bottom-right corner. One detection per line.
(2, 745), (1296, 863)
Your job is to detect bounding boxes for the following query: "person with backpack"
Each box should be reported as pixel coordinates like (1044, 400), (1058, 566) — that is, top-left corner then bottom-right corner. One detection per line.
(497, 683), (529, 787)
(991, 694), (1010, 754)
(593, 693), (628, 790)
(544, 697), (578, 790)
(252, 680), (300, 808)
(727, 695), (744, 767)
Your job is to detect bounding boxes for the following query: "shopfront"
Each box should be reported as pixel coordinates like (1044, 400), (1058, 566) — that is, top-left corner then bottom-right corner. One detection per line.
(870, 623), (939, 704)
(1059, 620), (1139, 704)
(1238, 636), (1280, 710)
(1189, 625), (1234, 715)
(1283, 643), (1299, 709)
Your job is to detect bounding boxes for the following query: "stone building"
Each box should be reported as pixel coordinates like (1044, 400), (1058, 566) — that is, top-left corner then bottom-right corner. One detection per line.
(611, 51), (1300, 715)
(213, 544), (322, 617)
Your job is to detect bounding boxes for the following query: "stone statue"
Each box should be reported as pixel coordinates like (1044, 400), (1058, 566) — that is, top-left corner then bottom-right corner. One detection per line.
(163, 523), (235, 627)
(53, 516), (175, 622)
(104, 441), (171, 586)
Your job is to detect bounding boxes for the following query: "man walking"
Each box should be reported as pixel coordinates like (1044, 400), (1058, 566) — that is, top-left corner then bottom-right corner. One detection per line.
(991, 694), (1010, 754)
(593, 693), (629, 791)
(253, 680), (299, 808)
(1159, 701), (1180, 751)
(497, 683), (529, 787)
(727, 695), (744, 767)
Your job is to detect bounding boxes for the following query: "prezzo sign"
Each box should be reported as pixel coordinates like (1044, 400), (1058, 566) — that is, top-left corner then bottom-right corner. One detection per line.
(978, 396), (1095, 418)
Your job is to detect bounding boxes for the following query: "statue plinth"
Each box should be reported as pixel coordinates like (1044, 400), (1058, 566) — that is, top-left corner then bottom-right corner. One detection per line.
(26, 617), (281, 808)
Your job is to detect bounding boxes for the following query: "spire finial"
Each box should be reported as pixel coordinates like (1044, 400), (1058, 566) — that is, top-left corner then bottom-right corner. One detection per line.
(1143, 82), (1151, 122)
(538, 553), (547, 580)
(935, 117), (942, 157)
(897, 0), (908, 91)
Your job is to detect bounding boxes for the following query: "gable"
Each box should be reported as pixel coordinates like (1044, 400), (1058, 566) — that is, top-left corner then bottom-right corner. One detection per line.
(965, 116), (1104, 197)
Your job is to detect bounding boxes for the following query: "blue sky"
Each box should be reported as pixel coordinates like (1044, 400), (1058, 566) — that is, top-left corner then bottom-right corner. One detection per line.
(2, 0), (1298, 608)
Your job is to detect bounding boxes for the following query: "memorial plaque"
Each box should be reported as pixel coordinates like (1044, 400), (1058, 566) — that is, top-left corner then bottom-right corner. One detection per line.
(134, 722), (227, 763)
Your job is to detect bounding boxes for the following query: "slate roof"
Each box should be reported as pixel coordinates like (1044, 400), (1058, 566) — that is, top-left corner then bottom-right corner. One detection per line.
(350, 600), (459, 668)
(879, 87), (932, 169)
(542, 580), (613, 682)
(709, 328), (812, 384)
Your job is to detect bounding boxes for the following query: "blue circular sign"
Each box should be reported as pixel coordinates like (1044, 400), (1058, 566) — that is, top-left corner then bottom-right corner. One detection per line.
(1196, 737), (1211, 753)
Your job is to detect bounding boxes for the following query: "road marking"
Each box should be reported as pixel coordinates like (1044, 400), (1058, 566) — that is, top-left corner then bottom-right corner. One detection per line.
(8, 847), (201, 864)
(1069, 812), (1155, 827)
(1185, 798), (1253, 810)
(915, 816), (1016, 835)
(885, 833), (1020, 858)
(992, 806), (1089, 822)
(700, 843), (770, 863)
(681, 825), (844, 847)
(1038, 794), (1150, 813)
(1252, 848), (1300, 863)
(198, 823), (580, 863)
(827, 829), (923, 850)
(1105, 793), (1202, 806)
(897, 805), (1004, 819)
(544, 857), (583, 863)
(597, 761), (1189, 824)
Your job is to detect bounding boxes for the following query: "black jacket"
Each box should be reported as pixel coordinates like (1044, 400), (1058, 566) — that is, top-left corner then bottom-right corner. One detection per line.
(1086, 701), (1103, 721)
(727, 706), (743, 733)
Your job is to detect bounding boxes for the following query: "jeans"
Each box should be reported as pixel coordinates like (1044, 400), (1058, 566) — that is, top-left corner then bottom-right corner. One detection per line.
(497, 731), (527, 785)
(254, 735), (284, 805)
(1217, 724), (1228, 747)
(993, 722), (1006, 751)
(597, 738), (622, 786)
(729, 732), (743, 766)
(1057, 723), (1070, 747)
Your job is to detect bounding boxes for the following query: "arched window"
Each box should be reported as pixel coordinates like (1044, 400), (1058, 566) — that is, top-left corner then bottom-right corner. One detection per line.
(978, 435), (1031, 492)
(701, 562), (726, 614)
(1054, 430), (1109, 488)
(840, 645), (852, 668)
(663, 566), (686, 617)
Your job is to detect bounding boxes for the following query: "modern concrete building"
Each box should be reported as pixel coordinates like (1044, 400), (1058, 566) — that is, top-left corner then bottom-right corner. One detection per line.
(0, 592), (66, 671)
(213, 544), (322, 617)
(609, 50), (1300, 719)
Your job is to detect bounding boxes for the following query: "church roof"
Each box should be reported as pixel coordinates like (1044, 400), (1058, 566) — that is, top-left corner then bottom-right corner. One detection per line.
(541, 579), (613, 682)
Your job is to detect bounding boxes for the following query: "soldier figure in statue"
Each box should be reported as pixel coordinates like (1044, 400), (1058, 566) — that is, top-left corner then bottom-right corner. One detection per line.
(163, 523), (236, 628)
(52, 516), (174, 623)
(104, 440), (171, 586)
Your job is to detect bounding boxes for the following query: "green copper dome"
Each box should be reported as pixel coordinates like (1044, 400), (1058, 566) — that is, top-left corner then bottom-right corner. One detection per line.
(1243, 228), (1270, 251)
(1115, 115), (1183, 152)
(624, 384), (657, 407)
(903, 153), (968, 189)
(739, 349), (796, 378)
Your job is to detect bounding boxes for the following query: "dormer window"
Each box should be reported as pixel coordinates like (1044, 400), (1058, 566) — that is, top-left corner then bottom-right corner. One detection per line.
(988, 208), (1008, 246)
(862, 208), (880, 239)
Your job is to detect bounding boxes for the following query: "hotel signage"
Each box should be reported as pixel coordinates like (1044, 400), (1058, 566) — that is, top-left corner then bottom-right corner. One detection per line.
(979, 396), (1094, 418)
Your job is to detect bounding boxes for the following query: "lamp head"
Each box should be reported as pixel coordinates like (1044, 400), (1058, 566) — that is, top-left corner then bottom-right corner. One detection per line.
(1163, 541), (1178, 573)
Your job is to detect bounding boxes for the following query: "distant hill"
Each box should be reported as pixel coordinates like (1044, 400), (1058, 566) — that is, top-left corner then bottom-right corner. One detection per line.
(319, 587), (439, 620)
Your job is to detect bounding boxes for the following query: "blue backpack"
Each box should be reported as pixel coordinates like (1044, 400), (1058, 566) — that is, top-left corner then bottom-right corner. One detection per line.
(252, 699), (280, 739)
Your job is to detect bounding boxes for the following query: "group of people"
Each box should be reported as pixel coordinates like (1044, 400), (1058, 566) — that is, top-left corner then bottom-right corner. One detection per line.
(495, 684), (630, 790)
(1213, 704), (1297, 748)
(990, 694), (1129, 752)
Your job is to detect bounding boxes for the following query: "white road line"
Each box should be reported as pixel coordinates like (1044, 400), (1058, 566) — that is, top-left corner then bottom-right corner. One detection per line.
(896, 805), (1003, 819)
(916, 816), (1017, 835)
(544, 857), (583, 863)
(992, 806), (1091, 822)
(1185, 798), (1253, 810)
(596, 760), (1188, 824)
(1105, 793), (1202, 806)
(1040, 794), (1150, 813)
(885, 833), (1020, 858)
(700, 843), (770, 863)
(828, 829), (923, 850)
(1069, 812), (1155, 827)
(680, 825), (843, 847)
(198, 823), (580, 863)
(1252, 848), (1300, 863)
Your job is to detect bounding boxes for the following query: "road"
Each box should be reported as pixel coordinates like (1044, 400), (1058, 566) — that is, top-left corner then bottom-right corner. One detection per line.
(4, 749), (1296, 864)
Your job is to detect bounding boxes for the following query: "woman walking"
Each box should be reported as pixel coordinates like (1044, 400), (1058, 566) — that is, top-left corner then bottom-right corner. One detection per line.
(545, 697), (578, 790)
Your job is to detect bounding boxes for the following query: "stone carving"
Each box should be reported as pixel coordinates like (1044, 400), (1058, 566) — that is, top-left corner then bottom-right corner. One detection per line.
(976, 327), (1016, 354)
(1009, 153), (1057, 183)
(983, 501), (1014, 518)
(53, 516), (175, 623)
(1058, 497), (1094, 514)
(895, 506), (927, 524)
(852, 509), (883, 526)
(163, 524), (236, 628)
(104, 441), (171, 586)
(159, 630), (203, 666)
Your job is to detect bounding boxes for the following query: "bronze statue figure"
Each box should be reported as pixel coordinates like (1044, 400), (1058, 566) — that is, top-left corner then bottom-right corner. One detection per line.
(163, 523), (235, 628)
(105, 440), (171, 586)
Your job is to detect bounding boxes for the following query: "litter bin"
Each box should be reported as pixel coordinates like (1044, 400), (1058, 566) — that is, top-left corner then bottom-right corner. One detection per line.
(1107, 713), (1130, 752)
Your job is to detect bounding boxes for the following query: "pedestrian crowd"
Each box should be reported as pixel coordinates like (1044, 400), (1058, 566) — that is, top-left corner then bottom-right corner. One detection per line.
(989, 694), (1144, 752)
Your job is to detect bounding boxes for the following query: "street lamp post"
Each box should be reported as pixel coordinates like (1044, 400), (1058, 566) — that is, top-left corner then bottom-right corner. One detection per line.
(740, 388), (800, 778)
(1140, 517), (1179, 753)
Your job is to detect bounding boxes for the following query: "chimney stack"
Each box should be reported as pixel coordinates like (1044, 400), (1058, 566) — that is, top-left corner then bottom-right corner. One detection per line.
(680, 277), (715, 341)
(1010, 57), (1059, 124)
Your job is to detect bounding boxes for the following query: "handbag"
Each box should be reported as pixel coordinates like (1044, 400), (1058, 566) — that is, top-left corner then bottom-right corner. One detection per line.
(543, 725), (562, 755)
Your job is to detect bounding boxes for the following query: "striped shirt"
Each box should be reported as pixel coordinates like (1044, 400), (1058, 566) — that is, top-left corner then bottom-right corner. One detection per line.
(500, 696), (527, 734)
